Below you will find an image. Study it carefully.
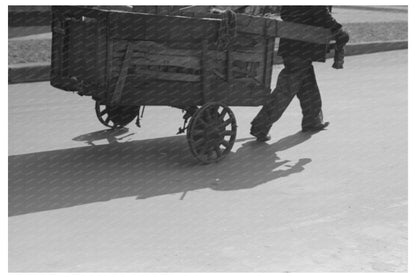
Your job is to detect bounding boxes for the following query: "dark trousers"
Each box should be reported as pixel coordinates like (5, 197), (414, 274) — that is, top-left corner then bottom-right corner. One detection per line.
(251, 56), (324, 136)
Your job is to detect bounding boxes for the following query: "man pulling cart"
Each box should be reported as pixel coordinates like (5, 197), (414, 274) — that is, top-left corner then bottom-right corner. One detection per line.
(250, 6), (349, 141)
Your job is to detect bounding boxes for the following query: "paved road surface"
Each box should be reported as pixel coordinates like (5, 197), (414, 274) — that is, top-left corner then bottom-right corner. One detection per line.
(8, 50), (408, 272)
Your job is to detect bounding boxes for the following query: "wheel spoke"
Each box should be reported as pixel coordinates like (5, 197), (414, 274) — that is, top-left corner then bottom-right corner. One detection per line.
(220, 118), (232, 128)
(219, 108), (227, 120)
(221, 140), (230, 148)
(100, 109), (108, 116)
(104, 117), (111, 124)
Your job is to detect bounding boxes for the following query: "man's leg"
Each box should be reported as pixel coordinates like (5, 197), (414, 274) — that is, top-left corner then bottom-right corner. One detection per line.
(295, 62), (327, 131)
(250, 64), (297, 139)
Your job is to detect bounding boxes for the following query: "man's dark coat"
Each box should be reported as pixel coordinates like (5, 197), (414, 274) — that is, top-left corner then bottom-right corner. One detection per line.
(277, 6), (342, 62)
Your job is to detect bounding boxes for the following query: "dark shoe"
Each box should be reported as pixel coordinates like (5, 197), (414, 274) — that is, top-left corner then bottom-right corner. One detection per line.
(302, 122), (330, 132)
(256, 134), (271, 142)
(250, 132), (271, 142)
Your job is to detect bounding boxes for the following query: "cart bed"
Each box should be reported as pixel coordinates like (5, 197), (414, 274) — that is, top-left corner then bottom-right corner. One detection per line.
(51, 6), (331, 107)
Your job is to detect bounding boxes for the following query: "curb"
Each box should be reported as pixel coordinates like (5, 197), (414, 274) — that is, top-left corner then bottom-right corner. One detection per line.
(343, 40), (408, 56)
(8, 40), (408, 84)
(335, 5), (408, 13)
(8, 62), (51, 84)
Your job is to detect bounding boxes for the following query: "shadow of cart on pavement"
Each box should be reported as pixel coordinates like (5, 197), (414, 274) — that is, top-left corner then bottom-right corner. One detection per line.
(9, 131), (314, 216)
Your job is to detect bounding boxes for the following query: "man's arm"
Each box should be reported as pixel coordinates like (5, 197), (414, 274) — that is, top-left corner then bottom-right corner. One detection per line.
(280, 6), (342, 32)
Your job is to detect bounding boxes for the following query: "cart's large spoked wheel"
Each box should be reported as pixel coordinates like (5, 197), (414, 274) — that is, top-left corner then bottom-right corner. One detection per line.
(187, 102), (237, 164)
(95, 101), (139, 129)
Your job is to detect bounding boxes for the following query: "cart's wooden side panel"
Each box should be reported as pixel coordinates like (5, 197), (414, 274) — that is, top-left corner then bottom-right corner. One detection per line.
(50, 6), (108, 95)
(107, 34), (272, 106)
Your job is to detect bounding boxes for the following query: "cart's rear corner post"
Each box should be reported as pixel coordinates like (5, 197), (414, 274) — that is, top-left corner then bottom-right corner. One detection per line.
(201, 38), (212, 105)
(50, 6), (61, 87)
(95, 10), (109, 101)
(50, 6), (70, 90)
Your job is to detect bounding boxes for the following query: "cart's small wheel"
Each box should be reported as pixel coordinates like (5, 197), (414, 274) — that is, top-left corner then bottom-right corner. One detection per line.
(187, 102), (237, 164)
(95, 101), (139, 129)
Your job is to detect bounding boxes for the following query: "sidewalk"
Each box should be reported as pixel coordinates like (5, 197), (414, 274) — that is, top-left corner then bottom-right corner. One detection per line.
(332, 6), (407, 24)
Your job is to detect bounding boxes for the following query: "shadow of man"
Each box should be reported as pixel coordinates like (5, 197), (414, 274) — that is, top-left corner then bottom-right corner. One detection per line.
(206, 131), (314, 192)
(135, 131), (315, 199)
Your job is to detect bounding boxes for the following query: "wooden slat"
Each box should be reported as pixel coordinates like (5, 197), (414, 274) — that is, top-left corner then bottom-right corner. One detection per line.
(129, 70), (200, 82)
(113, 49), (201, 59)
(134, 55), (200, 69)
(113, 40), (202, 56)
(112, 54), (201, 70)
(231, 52), (263, 63)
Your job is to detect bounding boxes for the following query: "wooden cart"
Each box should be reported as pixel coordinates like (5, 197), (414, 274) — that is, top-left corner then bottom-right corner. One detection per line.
(51, 6), (332, 163)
